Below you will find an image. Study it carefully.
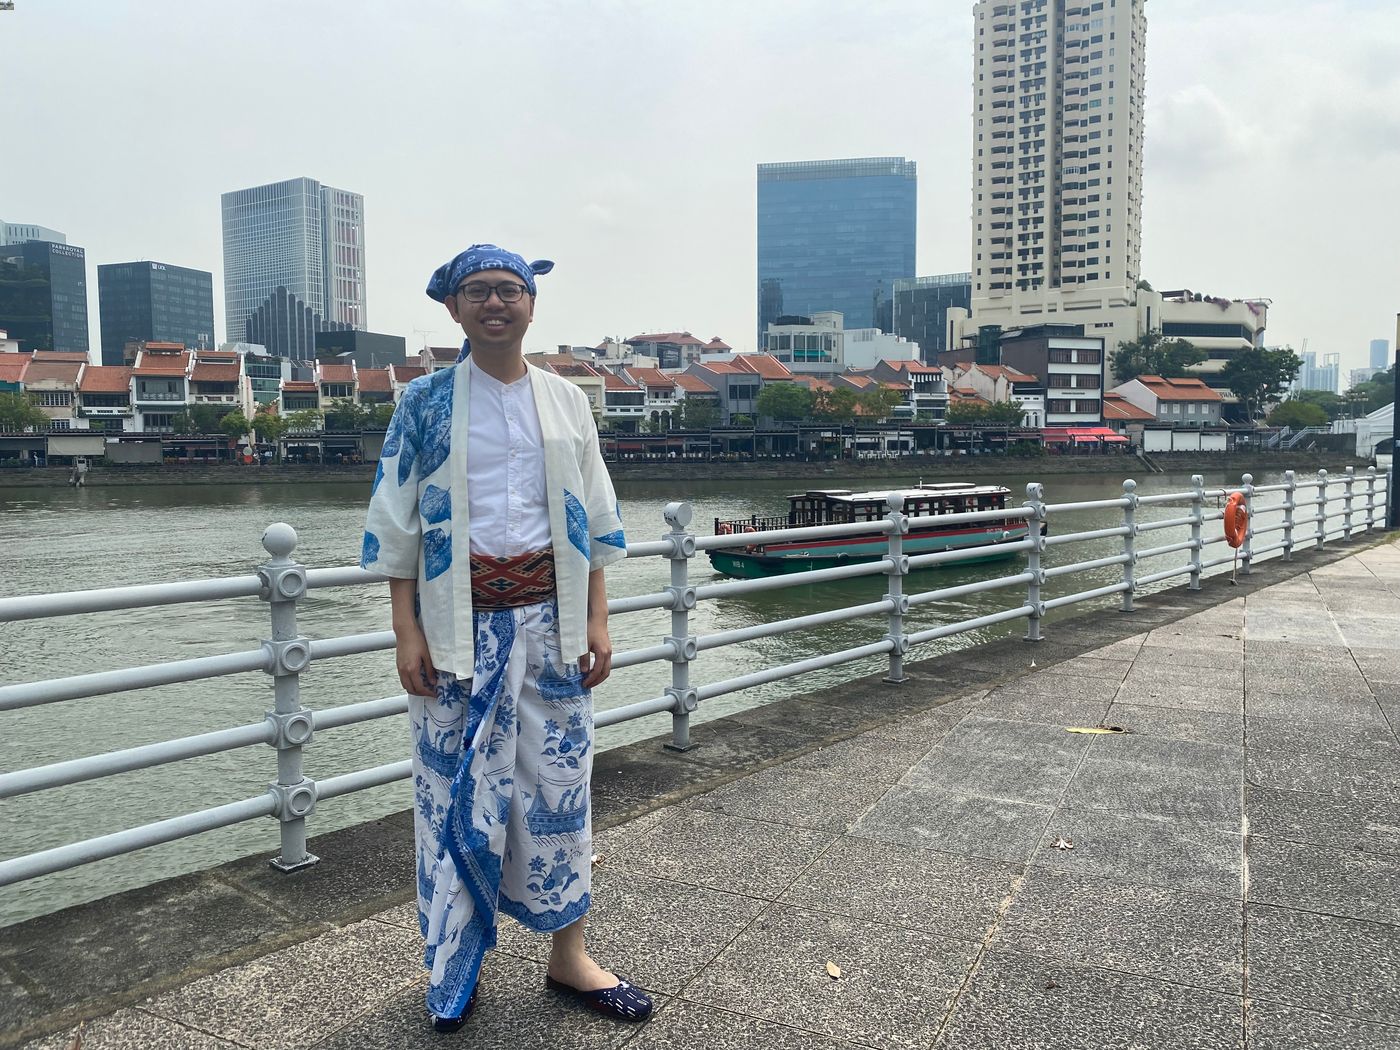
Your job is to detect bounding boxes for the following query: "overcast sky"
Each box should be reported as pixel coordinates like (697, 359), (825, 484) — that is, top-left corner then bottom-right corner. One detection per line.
(5, 0), (1397, 374)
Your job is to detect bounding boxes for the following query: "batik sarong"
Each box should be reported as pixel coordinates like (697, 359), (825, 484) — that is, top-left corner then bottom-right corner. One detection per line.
(408, 598), (593, 1018)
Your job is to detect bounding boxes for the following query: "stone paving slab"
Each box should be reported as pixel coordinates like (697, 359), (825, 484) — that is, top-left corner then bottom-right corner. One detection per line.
(13, 534), (1400, 1050)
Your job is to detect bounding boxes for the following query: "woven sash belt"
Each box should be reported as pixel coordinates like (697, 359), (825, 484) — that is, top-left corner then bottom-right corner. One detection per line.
(470, 547), (556, 609)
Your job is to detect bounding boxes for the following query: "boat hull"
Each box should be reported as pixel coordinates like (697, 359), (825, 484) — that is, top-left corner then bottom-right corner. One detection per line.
(708, 525), (1030, 579)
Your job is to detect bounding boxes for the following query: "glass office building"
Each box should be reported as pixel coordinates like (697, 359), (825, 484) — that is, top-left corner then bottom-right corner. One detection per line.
(98, 261), (215, 365)
(221, 177), (366, 355)
(892, 273), (972, 363)
(757, 157), (916, 339)
(0, 240), (89, 354)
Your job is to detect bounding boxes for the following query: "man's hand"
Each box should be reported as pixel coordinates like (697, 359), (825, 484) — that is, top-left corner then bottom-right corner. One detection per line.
(395, 627), (438, 697)
(580, 616), (612, 690)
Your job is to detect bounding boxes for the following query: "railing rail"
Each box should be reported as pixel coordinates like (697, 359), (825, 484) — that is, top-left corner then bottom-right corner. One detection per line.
(0, 468), (1387, 890)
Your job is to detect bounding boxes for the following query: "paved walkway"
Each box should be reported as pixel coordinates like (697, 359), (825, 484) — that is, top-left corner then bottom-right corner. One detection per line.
(21, 541), (1400, 1049)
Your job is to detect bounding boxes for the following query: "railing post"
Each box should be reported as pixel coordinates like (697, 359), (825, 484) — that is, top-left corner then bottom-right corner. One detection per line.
(883, 492), (911, 683)
(1023, 482), (1047, 641)
(1282, 469), (1296, 560)
(257, 523), (318, 873)
(1240, 473), (1255, 575)
(1367, 466), (1379, 530)
(1315, 469), (1328, 549)
(1343, 466), (1356, 539)
(1188, 474), (1204, 590)
(661, 502), (699, 753)
(1120, 478), (1137, 611)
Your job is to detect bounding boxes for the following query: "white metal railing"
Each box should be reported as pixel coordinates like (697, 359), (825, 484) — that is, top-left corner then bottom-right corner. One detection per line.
(0, 467), (1386, 890)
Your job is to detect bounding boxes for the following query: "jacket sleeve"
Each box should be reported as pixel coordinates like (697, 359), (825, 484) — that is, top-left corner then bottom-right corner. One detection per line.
(360, 383), (422, 578)
(578, 393), (627, 571)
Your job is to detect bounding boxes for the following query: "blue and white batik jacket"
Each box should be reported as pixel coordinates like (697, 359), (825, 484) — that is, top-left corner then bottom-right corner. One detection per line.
(361, 361), (626, 678)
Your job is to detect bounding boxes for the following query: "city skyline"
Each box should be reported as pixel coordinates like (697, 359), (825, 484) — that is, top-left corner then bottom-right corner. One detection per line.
(4, 0), (1396, 373)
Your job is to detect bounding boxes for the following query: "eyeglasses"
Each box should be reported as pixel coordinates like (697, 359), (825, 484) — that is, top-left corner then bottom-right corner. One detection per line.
(457, 281), (530, 304)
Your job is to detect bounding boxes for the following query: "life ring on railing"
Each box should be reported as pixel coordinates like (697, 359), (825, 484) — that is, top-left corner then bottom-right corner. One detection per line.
(717, 522), (733, 535)
(743, 524), (758, 534)
(1224, 492), (1248, 549)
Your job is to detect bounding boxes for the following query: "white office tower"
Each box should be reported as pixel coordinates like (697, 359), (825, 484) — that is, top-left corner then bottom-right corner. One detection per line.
(967, 0), (1146, 344)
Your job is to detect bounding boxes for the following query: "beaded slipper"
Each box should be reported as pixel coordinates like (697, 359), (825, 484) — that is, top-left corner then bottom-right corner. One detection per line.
(545, 974), (653, 1021)
(430, 985), (480, 1033)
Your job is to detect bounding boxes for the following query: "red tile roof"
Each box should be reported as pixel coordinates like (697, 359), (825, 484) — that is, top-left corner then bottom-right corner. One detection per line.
(1134, 376), (1223, 401)
(705, 337), (732, 351)
(317, 363), (356, 384)
(693, 360), (745, 375)
(674, 374), (717, 394)
(22, 359), (83, 384)
(358, 368), (392, 393)
(1103, 393), (1155, 421)
(976, 364), (1038, 383)
(552, 363), (602, 378)
(882, 359), (942, 375)
(134, 350), (190, 375)
(190, 363), (240, 383)
(143, 341), (186, 352)
(627, 332), (705, 346)
(427, 346), (458, 361)
(735, 354), (793, 380)
(281, 380), (318, 392)
(32, 351), (91, 363)
(195, 350), (239, 362)
(391, 364), (427, 383)
(842, 375), (877, 389)
(627, 367), (675, 389)
(79, 365), (134, 393)
(0, 353), (31, 384)
(603, 372), (636, 391)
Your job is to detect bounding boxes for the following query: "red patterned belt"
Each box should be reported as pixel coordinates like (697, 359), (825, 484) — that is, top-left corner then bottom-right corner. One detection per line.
(470, 547), (557, 609)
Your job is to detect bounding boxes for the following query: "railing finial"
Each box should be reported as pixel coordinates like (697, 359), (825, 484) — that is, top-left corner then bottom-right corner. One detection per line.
(262, 523), (298, 562)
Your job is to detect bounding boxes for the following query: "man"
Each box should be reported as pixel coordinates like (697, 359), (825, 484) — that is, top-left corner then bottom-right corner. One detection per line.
(361, 244), (651, 1032)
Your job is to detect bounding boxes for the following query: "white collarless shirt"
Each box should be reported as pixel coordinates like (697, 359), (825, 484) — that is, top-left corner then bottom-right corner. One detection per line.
(466, 356), (550, 557)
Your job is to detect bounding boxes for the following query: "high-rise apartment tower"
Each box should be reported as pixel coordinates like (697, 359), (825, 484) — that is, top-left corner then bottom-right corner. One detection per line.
(970, 0), (1146, 314)
(221, 177), (366, 358)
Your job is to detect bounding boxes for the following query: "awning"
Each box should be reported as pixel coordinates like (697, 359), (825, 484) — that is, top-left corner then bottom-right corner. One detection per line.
(1042, 430), (1073, 443)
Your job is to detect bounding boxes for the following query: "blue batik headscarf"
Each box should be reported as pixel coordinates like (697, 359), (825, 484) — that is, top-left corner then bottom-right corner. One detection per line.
(426, 244), (554, 303)
(427, 244), (554, 363)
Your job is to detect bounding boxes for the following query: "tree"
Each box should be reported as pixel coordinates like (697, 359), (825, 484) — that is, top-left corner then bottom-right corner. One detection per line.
(0, 392), (50, 432)
(1291, 389), (1346, 421)
(1267, 400), (1328, 430)
(285, 408), (324, 433)
(675, 398), (719, 429)
(218, 411), (252, 441)
(1348, 368), (1394, 416)
(172, 404), (223, 434)
(323, 398), (371, 431)
(855, 386), (905, 421)
(812, 387), (857, 423)
(1111, 329), (1206, 383)
(252, 408), (287, 443)
(368, 403), (396, 428)
(1223, 347), (1303, 421)
(946, 400), (1026, 425)
(755, 382), (814, 421)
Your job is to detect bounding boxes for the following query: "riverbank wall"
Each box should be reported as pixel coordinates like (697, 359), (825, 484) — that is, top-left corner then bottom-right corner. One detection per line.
(0, 451), (1373, 489)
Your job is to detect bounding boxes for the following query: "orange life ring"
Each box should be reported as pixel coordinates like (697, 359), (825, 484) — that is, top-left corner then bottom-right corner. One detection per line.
(1224, 492), (1248, 549)
(717, 522), (733, 535)
(743, 524), (758, 534)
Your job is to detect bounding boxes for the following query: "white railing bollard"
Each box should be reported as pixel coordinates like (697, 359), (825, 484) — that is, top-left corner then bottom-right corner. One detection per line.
(1344, 466), (1356, 538)
(1024, 482), (1047, 640)
(1315, 469), (1328, 549)
(1120, 479), (1137, 611)
(661, 502), (699, 752)
(1240, 473), (1255, 575)
(1189, 474), (1204, 590)
(1282, 469), (1296, 560)
(883, 492), (911, 683)
(257, 523), (319, 872)
(1367, 466), (1379, 529)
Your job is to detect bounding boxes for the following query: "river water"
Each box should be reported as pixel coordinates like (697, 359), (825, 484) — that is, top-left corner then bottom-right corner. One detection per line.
(0, 467), (1315, 925)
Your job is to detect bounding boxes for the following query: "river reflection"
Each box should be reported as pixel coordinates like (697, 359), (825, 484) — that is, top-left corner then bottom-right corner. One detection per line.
(0, 467), (1303, 923)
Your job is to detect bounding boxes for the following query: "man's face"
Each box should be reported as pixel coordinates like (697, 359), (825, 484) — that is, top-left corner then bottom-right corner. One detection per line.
(444, 268), (535, 351)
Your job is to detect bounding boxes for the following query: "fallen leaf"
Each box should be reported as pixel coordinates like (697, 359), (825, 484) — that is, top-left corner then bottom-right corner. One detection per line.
(1045, 979), (1060, 990)
(68, 1023), (85, 1050)
(1065, 725), (1127, 735)
(826, 961), (842, 979)
(1051, 837), (1074, 850)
